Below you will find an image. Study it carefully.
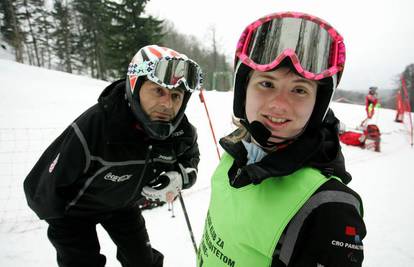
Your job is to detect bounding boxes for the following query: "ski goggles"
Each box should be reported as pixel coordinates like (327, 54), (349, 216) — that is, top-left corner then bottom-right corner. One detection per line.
(236, 11), (346, 80)
(127, 57), (203, 92)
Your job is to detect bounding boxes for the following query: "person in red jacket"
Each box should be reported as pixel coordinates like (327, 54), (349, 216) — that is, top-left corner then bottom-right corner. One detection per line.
(365, 86), (378, 119)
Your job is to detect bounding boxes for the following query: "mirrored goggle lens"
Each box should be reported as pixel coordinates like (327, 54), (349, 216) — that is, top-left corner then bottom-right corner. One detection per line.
(246, 17), (334, 74)
(153, 59), (200, 90)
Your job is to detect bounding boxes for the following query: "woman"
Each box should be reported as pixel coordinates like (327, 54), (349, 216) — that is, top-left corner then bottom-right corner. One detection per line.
(197, 12), (366, 267)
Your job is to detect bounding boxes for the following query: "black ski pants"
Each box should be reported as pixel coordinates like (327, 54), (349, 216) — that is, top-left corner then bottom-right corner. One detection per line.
(46, 204), (163, 267)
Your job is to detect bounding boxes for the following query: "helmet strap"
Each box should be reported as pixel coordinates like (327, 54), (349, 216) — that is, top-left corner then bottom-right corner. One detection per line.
(240, 119), (303, 148)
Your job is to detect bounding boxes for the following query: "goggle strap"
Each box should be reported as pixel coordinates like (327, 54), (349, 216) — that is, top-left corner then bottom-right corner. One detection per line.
(149, 76), (194, 92)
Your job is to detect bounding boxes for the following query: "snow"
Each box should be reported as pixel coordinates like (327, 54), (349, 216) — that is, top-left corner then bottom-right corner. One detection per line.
(0, 41), (14, 62)
(1, 59), (413, 266)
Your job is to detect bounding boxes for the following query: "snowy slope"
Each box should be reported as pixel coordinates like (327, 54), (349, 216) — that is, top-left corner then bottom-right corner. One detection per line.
(0, 40), (14, 62)
(0, 59), (413, 267)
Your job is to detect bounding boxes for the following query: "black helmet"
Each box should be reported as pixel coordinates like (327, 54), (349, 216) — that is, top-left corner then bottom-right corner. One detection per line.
(232, 12), (345, 146)
(368, 86), (378, 95)
(125, 45), (203, 140)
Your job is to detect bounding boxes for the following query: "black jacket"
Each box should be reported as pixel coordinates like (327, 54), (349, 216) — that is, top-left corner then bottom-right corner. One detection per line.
(24, 80), (200, 219)
(220, 110), (366, 267)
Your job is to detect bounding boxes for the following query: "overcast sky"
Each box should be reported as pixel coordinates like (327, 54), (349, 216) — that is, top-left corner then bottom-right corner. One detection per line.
(145, 0), (414, 91)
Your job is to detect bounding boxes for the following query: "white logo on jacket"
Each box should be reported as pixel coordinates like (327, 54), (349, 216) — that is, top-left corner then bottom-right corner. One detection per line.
(49, 153), (60, 173)
(171, 129), (184, 137)
(158, 154), (173, 161)
(104, 172), (132, 182)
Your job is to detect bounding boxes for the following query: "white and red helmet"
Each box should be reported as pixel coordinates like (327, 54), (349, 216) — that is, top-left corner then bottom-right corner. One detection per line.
(125, 45), (203, 140)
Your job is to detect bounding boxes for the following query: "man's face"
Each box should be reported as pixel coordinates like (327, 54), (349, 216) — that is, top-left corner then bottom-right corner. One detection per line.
(245, 67), (317, 144)
(139, 80), (185, 121)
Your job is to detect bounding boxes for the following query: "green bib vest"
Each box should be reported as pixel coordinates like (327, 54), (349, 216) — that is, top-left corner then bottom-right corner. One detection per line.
(197, 152), (333, 267)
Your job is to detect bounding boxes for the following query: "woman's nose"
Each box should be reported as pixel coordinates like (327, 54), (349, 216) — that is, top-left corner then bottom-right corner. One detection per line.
(267, 90), (288, 111)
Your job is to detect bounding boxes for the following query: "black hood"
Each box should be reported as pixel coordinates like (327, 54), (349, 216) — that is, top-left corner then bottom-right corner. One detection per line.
(98, 79), (125, 104)
(97, 79), (150, 144)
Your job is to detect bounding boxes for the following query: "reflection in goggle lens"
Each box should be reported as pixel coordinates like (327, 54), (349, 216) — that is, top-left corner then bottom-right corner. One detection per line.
(246, 18), (333, 74)
(154, 59), (200, 90)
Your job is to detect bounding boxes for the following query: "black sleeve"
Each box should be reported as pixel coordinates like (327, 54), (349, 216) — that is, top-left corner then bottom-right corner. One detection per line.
(177, 130), (200, 189)
(283, 202), (366, 267)
(23, 123), (87, 219)
(173, 117), (200, 189)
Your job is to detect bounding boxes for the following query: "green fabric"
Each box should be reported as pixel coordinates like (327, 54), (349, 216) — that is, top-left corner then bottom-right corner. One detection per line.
(197, 152), (331, 267)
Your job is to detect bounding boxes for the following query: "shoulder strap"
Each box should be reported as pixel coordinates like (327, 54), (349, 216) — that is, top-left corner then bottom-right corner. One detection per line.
(278, 190), (362, 265)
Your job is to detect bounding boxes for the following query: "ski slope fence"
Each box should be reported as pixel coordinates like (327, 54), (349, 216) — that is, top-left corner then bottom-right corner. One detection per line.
(0, 127), (62, 233)
(0, 107), (412, 235)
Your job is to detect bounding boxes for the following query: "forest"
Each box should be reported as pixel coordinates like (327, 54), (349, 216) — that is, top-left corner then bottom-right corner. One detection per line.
(0, 0), (232, 90)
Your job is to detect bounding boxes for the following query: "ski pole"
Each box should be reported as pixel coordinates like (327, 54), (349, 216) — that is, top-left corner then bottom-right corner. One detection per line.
(199, 89), (221, 160)
(170, 201), (175, 218)
(178, 190), (198, 253)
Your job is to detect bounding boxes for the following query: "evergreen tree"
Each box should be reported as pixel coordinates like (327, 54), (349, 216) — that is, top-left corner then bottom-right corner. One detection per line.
(72, 0), (112, 79)
(51, 0), (75, 73)
(402, 64), (414, 111)
(106, 0), (163, 78)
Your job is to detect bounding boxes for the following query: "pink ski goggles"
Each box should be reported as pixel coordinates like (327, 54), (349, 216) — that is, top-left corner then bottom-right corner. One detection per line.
(235, 12), (346, 80)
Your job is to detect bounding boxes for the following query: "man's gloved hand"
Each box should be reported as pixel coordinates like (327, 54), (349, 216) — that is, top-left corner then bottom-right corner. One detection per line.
(142, 171), (183, 203)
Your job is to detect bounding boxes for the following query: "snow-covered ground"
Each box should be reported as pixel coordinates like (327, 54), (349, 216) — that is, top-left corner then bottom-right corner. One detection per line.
(0, 59), (413, 266)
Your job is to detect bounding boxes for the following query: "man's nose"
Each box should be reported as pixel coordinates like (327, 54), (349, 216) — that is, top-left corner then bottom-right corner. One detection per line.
(160, 93), (173, 109)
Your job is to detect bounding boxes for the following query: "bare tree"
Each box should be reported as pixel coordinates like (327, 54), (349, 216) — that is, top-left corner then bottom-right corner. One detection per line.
(0, 0), (25, 62)
(22, 0), (40, 66)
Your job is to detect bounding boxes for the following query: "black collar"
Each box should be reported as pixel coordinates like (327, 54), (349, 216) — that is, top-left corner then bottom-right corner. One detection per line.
(221, 125), (351, 188)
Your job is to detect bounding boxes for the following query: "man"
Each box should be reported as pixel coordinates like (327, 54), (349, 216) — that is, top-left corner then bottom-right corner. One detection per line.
(23, 45), (203, 267)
